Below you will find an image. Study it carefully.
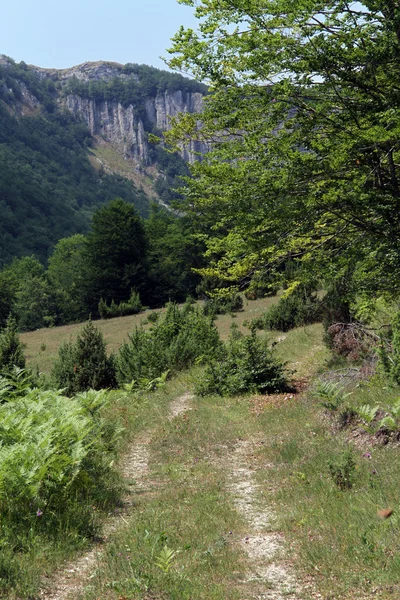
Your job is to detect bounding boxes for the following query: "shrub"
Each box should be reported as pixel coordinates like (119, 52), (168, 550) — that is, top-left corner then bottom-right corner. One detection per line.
(328, 450), (356, 490)
(196, 328), (290, 396)
(116, 302), (221, 385)
(202, 293), (244, 317)
(98, 290), (145, 319)
(52, 320), (116, 395)
(0, 317), (25, 373)
(251, 285), (322, 332)
(147, 311), (159, 323)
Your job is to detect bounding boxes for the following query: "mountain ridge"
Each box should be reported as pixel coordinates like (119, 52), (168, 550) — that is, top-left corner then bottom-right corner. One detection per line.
(0, 56), (207, 264)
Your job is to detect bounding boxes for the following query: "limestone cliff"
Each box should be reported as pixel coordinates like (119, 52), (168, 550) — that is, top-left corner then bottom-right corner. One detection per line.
(33, 60), (207, 165)
(0, 57), (207, 204)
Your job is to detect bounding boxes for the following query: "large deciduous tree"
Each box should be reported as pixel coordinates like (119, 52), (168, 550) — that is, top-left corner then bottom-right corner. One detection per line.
(166, 1), (400, 299)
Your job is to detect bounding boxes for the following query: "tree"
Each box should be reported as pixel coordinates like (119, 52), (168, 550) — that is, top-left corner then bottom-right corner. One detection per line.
(145, 203), (203, 304)
(166, 1), (400, 301)
(85, 199), (148, 312)
(47, 234), (90, 324)
(52, 320), (116, 395)
(1, 256), (55, 331)
(0, 316), (25, 373)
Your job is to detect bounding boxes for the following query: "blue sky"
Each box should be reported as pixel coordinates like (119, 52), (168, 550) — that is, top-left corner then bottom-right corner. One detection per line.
(1, 0), (197, 70)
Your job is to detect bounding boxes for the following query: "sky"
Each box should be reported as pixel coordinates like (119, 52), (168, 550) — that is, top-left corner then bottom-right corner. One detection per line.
(1, 0), (198, 71)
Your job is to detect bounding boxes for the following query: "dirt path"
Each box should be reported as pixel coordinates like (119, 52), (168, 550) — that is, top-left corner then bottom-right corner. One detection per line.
(168, 391), (194, 419)
(39, 393), (193, 600)
(39, 431), (152, 600)
(220, 439), (300, 600)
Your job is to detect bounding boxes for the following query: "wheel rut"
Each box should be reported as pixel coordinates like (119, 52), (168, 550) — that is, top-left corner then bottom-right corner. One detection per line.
(218, 439), (301, 600)
(39, 392), (193, 600)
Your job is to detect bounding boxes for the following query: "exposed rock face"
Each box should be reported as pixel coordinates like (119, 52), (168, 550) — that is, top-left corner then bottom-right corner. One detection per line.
(64, 94), (150, 161)
(64, 87), (205, 164)
(1, 58), (207, 164)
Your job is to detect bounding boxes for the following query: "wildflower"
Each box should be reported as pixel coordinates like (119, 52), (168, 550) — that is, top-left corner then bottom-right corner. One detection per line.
(36, 509), (43, 517)
(362, 452), (372, 459)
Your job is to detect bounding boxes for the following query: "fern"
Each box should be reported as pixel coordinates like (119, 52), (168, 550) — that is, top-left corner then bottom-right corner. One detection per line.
(356, 404), (379, 424)
(313, 381), (352, 411)
(154, 546), (179, 574)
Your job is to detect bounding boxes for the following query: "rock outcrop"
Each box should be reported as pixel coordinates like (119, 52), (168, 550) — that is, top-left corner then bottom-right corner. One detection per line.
(31, 60), (207, 164)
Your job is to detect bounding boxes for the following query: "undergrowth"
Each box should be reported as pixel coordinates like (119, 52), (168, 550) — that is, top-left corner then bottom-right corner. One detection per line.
(0, 371), (123, 598)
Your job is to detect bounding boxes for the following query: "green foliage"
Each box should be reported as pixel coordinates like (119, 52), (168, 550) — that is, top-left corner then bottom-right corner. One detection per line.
(98, 290), (145, 319)
(328, 450), (356, 491)
(52, 320), (116, 395)
(116, 302), (221, 384)
(147, 311), (159, 324)
(0, 317), (25, 373)
(166, 0), (400, 304)
(0, 256), (56, 331)
(86, 198), (148, 313)
(196, 328), (289, 397)
(47, 234), (90, 324)
(251, 285), (322, 332)
(313, 380), (352, 412)
(154, 546), (179, 575)
(145, 204), (203, 305)
(0, 372), (121, 593)
(356, 404), (380, 427)
(202, 293), (243, 317)
(0, 368), (37, 403)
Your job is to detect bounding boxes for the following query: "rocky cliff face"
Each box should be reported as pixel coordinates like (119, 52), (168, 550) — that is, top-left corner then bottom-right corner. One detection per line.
(63, 87), (204, 164)
(28, 60), (207, 165)
(0, 57), (207, 209)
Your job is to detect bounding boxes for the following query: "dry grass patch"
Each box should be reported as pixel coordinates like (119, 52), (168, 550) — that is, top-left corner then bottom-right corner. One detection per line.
(21, 296), (281, 374)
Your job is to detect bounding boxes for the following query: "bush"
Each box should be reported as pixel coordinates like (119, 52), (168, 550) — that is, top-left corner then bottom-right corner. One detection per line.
(196, 328), (290, 396)
(251, 285), (322, 332)
(202, 293), (244, 317)
(328, 450), (356, 490)
(147, 311), (159, 323)
(52, 320), (116, 395)
(0, 317), (25, 373)
(98, 290), (144, 319)
(116, 302), (221, 385)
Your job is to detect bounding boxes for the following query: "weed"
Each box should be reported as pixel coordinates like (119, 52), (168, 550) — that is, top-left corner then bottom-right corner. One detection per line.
(154, 546), (179, 574)
(328, 449), (356, 490)
(313, 380), (352, 411)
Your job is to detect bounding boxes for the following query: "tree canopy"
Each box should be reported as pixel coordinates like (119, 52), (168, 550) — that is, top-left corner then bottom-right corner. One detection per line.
(166, 1), (400, 301)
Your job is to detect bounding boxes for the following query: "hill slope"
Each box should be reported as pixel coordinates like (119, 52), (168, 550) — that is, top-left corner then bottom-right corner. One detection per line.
(0, 56), (207, 264)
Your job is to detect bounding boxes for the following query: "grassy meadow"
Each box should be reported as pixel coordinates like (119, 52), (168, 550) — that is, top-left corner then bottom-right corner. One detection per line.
(8, 294), (400, 599)
(21, 295), (280, 374)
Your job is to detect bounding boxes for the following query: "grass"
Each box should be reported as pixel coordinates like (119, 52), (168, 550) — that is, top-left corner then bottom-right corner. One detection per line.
(253, 389), (400, 599)
(21, 296), (280, 374)
(16, 293), (400, 598)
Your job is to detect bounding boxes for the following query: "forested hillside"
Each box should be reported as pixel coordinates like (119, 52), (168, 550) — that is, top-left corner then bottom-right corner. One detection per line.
(0, 56), (206, 264)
